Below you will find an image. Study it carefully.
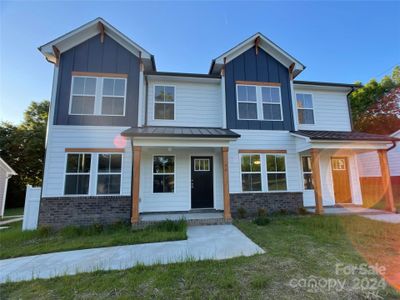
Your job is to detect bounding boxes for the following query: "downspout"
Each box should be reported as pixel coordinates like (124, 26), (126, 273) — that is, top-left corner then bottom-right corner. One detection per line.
(346, 87), (355, 131)
(387, 141), (397, 151)
(144, 75), (149, 126)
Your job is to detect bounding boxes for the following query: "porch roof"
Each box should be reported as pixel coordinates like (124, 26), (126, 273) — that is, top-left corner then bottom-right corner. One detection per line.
(121, 126), (241, 139)
(291, 130), (400, 142)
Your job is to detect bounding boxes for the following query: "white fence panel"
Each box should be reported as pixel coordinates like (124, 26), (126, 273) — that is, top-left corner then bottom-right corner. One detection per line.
(22, 186), (41, 230)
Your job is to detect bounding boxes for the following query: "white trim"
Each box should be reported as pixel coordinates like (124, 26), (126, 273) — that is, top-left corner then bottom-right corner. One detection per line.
(68, 76), (127, 116)
(137, 68), (144, 127)
(152, 154), (176, 194)
(239, 153), (262, 192)
(300, 155), (314, 191)
(221, 74), (227, 128)
(296, 92), (316, 125)
(95, 153), (123, 196)
(236, 84), (283, 121)
(63, 152), (92, 196)
(290, 79), (298, 131)
(153, 85), (176, 121)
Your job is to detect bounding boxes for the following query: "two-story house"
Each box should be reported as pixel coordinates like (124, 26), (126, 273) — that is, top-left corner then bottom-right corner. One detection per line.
(37, 18), (398, 227)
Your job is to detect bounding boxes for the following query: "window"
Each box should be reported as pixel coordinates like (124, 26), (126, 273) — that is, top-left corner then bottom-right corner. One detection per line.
(64, 153), (91, 195)
(97, 154), (122, 194)
(296, 93), (314, 124)
(241, 154), (262, 192)
(261, 86), (282, 120)
(101, 78), (126, 115)
(237, 85), (257, 119)
(70, 77), (96, 114)
(154, 86), (175, 120)
(194, 159), (210, 171)
(266, 155), (287, 191)
(302, 156), (314, 190)
(332, 158), (346, 170)
(69, 76), (126, 116)
(237, 84), (282, 121)
(153, 156), (175, 193)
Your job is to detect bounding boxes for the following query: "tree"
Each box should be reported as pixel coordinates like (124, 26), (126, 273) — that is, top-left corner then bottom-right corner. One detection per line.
(350, 66), (400, 134)
(0, 100), (49, 207)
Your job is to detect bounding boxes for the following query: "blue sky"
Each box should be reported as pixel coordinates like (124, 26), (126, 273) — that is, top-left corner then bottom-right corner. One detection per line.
(1, 1), (399, 124)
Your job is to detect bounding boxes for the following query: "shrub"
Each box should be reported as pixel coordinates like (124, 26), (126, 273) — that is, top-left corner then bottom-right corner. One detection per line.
(37, 225), (53, 237)
(279, 209), (289, 215)
(253, 216), (271, 226)
(257, 208), (268, 217)
(298, 207), (309, 215)
(61, 226), (83, 237)
(237, 207), (247, 219)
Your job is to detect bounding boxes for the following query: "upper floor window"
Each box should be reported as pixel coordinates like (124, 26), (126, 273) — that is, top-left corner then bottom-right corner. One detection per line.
(237, 84), (282, 121)
(154, 86), (175, 120)
(296, 93), (314, 124)
(70, 75), (126, 116)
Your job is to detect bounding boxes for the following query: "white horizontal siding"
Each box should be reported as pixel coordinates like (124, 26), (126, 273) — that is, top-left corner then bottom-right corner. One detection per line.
(139, 147), (223, 212)
(146, 80), (222, 127)
(294, 88), (351, 131)
(42, 126), (132, 197)
(228, 130), (303, 193)
(357, 145), (400, 177)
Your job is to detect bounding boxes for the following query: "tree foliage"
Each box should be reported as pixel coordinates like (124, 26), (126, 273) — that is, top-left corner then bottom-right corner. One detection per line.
(0, 100), (49, 207)
(350, 66), (400, 134)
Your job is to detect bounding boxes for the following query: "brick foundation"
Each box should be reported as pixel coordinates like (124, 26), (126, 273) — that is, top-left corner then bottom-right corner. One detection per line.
(38, 196), (131, 228)
(230, 192), (303, 217)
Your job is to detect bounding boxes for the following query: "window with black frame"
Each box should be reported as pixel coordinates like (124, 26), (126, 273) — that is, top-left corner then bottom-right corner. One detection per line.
(64, 153), (91, 195)
(153, 156), (175, 193)
(97, 154), (122, 195)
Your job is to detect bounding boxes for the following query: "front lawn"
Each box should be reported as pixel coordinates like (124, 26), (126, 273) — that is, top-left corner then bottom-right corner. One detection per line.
(0, 220), (187, 259)
(2, 215), (399, 299)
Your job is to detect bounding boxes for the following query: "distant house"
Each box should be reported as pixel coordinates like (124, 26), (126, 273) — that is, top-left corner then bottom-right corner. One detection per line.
(36, 18), (399, 228)
(0, 157), (17, 217)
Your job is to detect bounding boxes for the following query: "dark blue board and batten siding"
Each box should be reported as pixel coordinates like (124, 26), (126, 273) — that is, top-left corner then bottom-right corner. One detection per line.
(54, 34), (140, 126)
(225, 46), (294, 131)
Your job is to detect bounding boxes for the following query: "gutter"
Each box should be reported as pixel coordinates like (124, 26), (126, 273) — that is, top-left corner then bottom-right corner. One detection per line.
(388, 141), (397, 151)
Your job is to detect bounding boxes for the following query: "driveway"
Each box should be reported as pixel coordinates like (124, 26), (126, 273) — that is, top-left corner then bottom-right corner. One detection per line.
(0, 225), (264, 283)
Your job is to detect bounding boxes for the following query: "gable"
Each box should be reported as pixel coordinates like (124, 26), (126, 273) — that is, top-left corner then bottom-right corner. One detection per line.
(224, 46), (294, 131)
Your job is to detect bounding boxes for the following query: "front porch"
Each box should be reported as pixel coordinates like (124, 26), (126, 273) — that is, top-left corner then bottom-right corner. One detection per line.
(292, 130), (399, 214)
(121, 126), (240, 224)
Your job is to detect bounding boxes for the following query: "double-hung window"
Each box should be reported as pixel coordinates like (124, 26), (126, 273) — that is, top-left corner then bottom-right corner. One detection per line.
(154, 86), (175, 120)
(302, 156), (314, 190)
(237, 85), (258, 119)
(64, 153), (91, 195)
(153, 156), (175, 193)
(70, 75), (126, 116)
(296, 93), (314, 124)
(97, 154), (122, 195)
(237, 84), (282, 121)
(241, 154), (262, 192)
(266, 154), (287, 191)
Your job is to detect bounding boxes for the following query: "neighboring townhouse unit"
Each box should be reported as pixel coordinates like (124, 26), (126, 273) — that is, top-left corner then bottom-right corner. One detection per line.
(38, 18), (399, 227)
(357, 129), (400, 205)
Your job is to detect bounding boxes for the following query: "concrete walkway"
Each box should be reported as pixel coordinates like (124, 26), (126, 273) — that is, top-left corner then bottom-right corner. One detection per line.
(0, 217), (23, 226)
(307, 206), (400, 224)
(0, 225), (264, 283)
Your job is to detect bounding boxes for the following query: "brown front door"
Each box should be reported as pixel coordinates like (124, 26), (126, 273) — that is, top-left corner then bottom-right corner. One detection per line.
(331, 157), (352, 203)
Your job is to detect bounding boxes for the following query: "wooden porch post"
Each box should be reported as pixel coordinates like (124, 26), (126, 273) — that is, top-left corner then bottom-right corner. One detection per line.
(377, 149), (395, 213)
(131, 146), (141, 224)
(310, 149), (324, 214)
(222, 147), (232, 221)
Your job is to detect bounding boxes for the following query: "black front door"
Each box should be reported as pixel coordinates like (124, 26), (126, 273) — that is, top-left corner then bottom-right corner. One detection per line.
(191, 156), (213, 209)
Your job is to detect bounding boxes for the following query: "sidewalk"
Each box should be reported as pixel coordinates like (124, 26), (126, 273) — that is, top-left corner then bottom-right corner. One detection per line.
(0, 225), (264, 283)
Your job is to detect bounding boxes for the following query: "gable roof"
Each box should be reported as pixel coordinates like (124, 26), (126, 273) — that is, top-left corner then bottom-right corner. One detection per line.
(209, 32), (305, 77)
(38, 17), (156, 71)
(0, 157), (17, 175)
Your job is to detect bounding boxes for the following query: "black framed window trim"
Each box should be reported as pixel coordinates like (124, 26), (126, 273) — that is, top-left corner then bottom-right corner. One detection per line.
(302, 156), (314, 190)
(97, 154), (122, 195)
(64, 153), (91, 195)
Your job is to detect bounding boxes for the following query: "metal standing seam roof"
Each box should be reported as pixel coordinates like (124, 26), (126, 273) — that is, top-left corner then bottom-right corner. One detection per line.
(121, 126), (241, 138)
(291, 130), (400, 142)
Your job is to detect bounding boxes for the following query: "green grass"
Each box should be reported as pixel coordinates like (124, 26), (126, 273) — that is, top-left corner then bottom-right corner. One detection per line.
(1, 207), (24, 218)
(0, 220), (187, 259)
(2, 215), (399, 299)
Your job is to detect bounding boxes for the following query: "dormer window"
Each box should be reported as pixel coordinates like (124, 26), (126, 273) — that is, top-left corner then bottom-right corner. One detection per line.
(69, 74), (127, 116)
(236, 83), (283, 121)
(296, 93), (315, 124)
